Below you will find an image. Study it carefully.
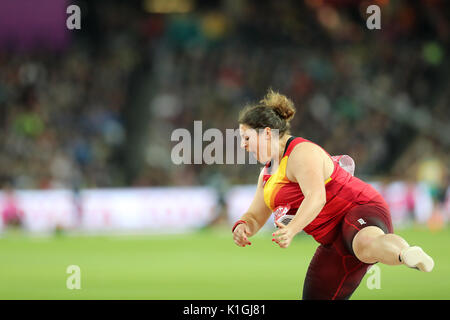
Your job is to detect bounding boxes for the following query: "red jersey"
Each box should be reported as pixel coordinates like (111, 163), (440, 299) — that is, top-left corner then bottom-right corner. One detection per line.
(262, 137), (388, 244)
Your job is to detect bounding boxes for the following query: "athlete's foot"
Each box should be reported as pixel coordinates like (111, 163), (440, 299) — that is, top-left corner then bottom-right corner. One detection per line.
(399, 246), (434, 272)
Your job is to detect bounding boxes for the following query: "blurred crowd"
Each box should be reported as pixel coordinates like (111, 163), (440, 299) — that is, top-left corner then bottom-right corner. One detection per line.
(0, 36), (141, 189)
(0, 0), (448, 210)
(141, 0), (449, 206)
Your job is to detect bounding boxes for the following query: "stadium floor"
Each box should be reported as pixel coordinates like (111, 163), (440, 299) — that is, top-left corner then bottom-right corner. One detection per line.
(0, 226), (449, 300)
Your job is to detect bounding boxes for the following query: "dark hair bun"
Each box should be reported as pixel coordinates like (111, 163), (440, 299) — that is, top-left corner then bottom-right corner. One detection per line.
(260, 89), (296, 121)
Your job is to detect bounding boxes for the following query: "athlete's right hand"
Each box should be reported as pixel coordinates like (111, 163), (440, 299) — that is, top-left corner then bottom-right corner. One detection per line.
(233, 223), (252, 247)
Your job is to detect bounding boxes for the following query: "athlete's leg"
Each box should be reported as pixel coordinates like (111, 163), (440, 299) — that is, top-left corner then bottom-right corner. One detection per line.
(302, 240), (368, 300)
(352, 226), (408, 265)
(344, 204), (435, 272)
(352, 226), (434, 272)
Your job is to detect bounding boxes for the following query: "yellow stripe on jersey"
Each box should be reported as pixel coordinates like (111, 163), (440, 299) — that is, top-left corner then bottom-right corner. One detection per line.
(263, 156), (290, 211)
(264, 156), (334, 211)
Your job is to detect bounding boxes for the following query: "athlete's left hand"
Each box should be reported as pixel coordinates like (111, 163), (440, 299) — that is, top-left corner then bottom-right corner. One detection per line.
(272, 221), (296, 248)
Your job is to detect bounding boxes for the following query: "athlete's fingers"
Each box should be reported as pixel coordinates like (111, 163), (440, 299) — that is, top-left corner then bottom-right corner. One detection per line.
(233, 234), (243, 246)
(272, 229), (286, 238)
(234, 235), (245, 245)
(235, 224), (251, 240)
(272, 237), (281, 246)
(235, 240), (246, 247)
(275, 221), (285, 229)
(233, 229), (245, 241)
(233, 233), (251, 247)
(273, 236), (290, 248)
(278, 238), (288, 248)
(238, 230), (251, 244)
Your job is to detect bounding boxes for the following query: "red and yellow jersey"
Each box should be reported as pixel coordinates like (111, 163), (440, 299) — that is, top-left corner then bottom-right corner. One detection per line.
(262, 137), (387, 244)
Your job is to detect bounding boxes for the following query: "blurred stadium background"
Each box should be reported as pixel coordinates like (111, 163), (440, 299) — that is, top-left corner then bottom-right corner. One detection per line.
(0, 0), (449, 299)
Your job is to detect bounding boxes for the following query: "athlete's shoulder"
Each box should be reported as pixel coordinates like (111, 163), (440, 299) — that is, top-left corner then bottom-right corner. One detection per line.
(285, 136), (322, 157)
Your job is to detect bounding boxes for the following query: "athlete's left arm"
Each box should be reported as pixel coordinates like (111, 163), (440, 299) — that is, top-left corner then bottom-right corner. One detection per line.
(272, 142), (327, 248)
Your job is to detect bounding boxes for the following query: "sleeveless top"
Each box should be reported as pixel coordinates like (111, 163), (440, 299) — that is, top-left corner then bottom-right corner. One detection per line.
(262, 137), (387, 243)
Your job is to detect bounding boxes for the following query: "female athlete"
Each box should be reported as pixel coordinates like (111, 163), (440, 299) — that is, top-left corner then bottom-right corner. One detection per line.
(232, 89), (434, 300)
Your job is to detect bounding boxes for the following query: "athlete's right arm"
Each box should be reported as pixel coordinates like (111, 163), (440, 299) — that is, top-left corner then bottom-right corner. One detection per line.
(233, 169), (273, 247)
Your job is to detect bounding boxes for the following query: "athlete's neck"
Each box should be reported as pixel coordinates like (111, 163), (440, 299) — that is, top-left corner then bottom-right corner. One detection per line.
(276, 134), (293, 163)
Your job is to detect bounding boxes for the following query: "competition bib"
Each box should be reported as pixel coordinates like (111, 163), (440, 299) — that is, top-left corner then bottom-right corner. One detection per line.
(273, 204), (293, 227)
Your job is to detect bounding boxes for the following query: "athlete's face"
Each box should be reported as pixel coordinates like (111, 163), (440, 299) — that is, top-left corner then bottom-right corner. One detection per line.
(239, 124), (272, 164)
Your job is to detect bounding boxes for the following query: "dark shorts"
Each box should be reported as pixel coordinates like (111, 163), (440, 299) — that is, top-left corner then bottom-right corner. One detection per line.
(302, 203), (394, 300)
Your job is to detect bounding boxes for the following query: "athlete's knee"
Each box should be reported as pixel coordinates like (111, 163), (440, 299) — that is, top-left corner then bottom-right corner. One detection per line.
(352, 226), (385, 264)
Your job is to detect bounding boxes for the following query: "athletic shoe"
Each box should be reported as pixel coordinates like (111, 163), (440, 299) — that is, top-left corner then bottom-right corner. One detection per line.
(400, 246), (434, 272)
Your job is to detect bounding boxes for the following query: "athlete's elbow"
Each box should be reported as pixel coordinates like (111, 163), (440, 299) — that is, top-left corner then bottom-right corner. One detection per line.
(306, 192), (326, 209)
(317, 194), (327, 209)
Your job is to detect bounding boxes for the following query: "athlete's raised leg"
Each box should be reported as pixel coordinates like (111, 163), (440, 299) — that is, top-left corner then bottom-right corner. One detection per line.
(352, 226), (434, 272)
(342, 203), (435, 272)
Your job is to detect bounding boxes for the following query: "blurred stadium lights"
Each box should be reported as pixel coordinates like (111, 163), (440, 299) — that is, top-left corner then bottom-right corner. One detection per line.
(201, 11), (229, 40)
(317, 5), (341, 31)
(143, 0), (194, 14)
(423, 41), (444, 65)
(306, 0), (390, 8)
